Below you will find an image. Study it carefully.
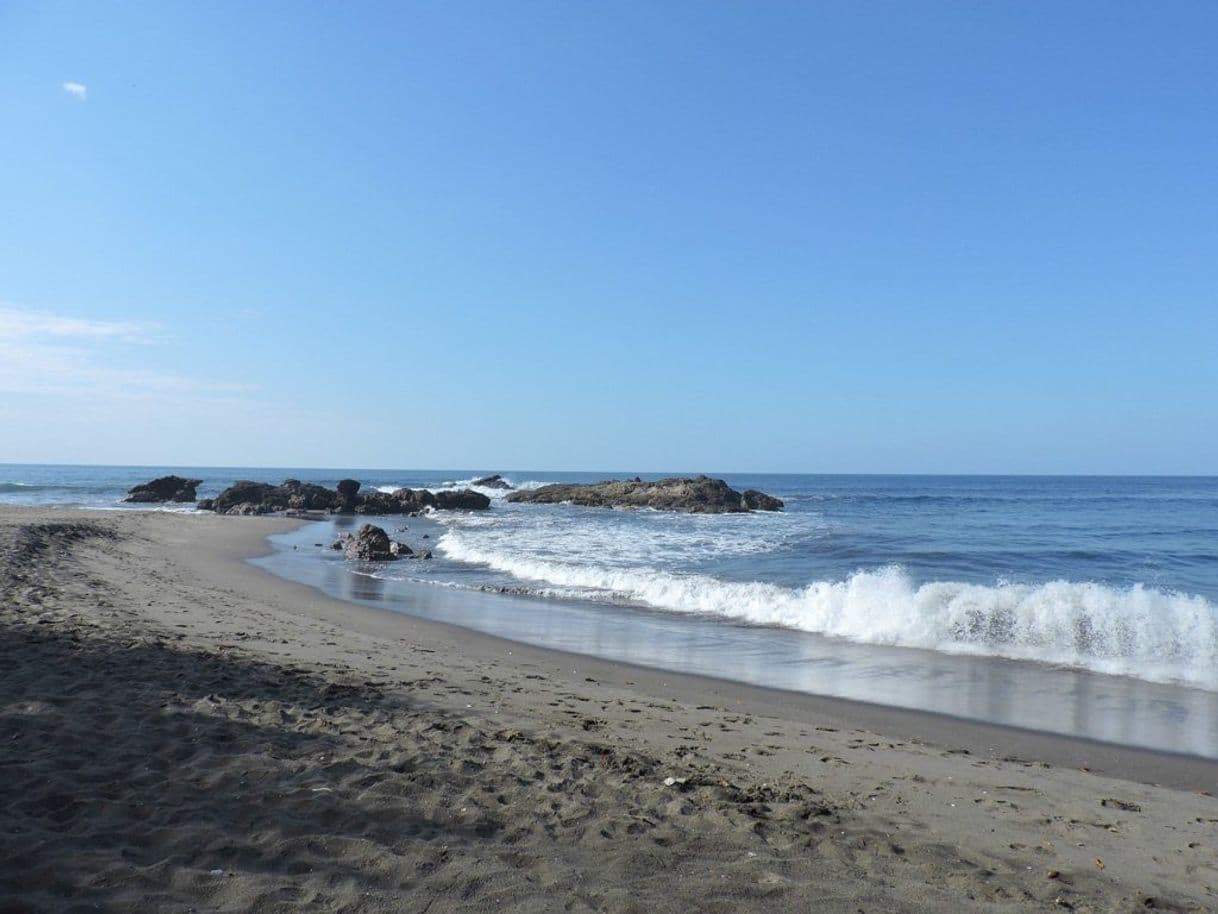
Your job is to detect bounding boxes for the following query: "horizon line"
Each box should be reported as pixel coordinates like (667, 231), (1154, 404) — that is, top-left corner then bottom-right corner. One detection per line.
(0, 461), (1215, 479)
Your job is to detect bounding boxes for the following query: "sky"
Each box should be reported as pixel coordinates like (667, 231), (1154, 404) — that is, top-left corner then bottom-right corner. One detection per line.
(1, 2), (1215, 473)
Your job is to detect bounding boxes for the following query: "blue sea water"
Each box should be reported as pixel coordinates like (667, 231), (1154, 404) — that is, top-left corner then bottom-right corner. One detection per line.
(5, 465), (1218, 753)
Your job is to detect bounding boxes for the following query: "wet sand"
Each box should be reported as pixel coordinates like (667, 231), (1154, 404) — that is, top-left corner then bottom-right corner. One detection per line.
(2, 506), (1216, 912)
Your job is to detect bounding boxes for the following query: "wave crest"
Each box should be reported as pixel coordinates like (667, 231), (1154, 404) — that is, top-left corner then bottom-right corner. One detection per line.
(438, 532), (1218, 688)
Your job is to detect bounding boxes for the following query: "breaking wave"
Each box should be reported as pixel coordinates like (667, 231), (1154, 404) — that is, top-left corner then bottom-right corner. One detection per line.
(438, 532), (1218, 689)
(375, 476), (549, 499)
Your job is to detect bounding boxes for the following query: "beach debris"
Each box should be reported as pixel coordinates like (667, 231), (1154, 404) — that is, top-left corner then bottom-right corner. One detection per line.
(209, 868), (225, 877)
(1101, 797), (1142, 812)
(1093, 857), (1105, 870)
(663, 776), (688, 787)
(124, 475), (202, 503)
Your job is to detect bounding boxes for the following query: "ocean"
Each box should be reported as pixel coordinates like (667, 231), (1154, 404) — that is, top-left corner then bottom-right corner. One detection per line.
(6, 465), (1218, 755)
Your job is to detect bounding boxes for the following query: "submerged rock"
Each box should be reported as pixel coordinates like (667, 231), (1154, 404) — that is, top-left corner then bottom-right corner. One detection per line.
(505, 476), (783, 513)
(124, 475), (202, 504)
(471, 474), (513, 490)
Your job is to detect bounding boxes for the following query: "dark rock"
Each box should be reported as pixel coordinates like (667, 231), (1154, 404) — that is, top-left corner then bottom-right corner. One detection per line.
(742, 489), (784, 511)
(336, 526), (425, 561)
(384, 487), (489, 513)
(281, 479), (341, 511)
(204, 478), (492, 516)
(196, 498), (214, 511)
(417, 549), (433, 560)
(335, 478), (361, 512)
(354, 491), (402, 514)
(390, 488), (436, 514)
(505, 476), (783, 513)
(210, 479), (342, 515)
(125, 475), (202, 503)
(343, 524), (395, 561)
(434, 489), (491, 511)
(472, 474), (513, 490)
(211, 481), (281, 515)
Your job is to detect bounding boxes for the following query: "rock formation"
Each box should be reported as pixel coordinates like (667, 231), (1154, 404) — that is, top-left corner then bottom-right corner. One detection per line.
(434, 489), (494, 510)
(505, 476), (783, 513)
(205, 480), (490, 516)
(342, 524), (395, 561)
(336, 478), (361, 512)
(124, 475), (202, 503)
(471, 474), (513, 490)
(741, 489), (784, 511)
(333, 524), (429, 561)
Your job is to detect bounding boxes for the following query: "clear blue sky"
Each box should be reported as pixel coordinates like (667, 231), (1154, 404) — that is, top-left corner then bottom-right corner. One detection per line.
(1, 2), (1215, 473)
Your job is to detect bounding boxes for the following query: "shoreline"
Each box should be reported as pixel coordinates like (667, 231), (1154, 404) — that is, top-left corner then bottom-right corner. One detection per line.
(4, 505), (1216, 912)
(252, 513), (1218, 784)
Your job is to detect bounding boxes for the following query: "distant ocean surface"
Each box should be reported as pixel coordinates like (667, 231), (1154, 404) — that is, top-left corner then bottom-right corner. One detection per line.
(5, 465), (1218, 699)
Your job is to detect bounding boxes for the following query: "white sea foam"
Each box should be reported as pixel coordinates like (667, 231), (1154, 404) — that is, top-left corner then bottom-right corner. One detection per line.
(433, 501), (807, 570)
(438, 530), (1218, 689)
(375, 477), (548, 500)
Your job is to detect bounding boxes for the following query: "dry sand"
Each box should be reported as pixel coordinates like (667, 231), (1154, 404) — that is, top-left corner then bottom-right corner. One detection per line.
(2, 506), (1216, 913)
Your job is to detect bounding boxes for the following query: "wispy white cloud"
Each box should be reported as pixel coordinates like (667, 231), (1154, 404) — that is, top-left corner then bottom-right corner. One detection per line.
(0, 302), (248, 403)
(0, 305), (158, 344)
(62, 81), (88, 101)
(0, 301), (343, 464)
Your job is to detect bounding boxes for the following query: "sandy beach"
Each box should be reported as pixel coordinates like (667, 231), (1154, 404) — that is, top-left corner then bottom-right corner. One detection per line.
(2, 506), (1216, 913)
